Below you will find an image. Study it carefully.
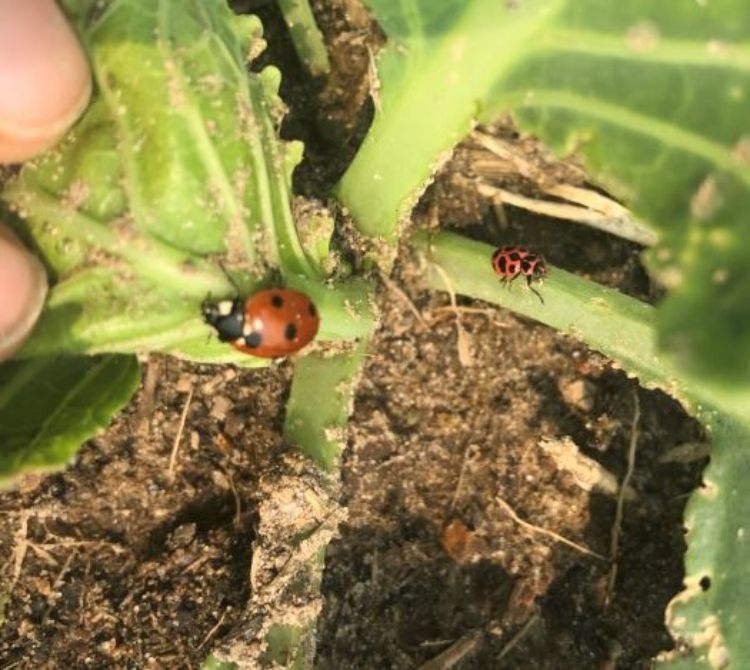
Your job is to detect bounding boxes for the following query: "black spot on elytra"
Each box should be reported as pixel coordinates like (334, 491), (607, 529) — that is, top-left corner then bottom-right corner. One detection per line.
(309, 303), (317, 318)
(271, 294), (284, 308)
(245, 331), (262, 348)
(496, 256), (507, 273)
(285, 323), (298, 341)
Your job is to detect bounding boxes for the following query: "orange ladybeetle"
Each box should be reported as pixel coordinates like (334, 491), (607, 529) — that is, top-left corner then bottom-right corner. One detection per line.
(202, 289), (320, 358)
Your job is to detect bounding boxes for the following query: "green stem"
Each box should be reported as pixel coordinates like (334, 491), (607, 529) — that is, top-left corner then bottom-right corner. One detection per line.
(285, 340), (370, 471)
(414, 230), (750, 424)
(336, 1), (562, 246)
(277, 0), (331, 76)
(244, 67), (321, 279)
(659, 412), (750, 668)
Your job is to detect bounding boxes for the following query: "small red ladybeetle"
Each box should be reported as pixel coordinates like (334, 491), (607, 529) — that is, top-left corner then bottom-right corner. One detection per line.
(202, 289), (320, 358)
(491, 245), (547, 304)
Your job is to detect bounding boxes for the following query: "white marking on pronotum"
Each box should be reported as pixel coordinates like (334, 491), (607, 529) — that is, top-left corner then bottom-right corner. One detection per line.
(217, 301), (234, 316)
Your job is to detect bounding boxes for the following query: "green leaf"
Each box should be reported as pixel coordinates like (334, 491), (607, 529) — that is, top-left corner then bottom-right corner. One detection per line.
(2, 0), (364, 365)
(0, 355), (140, 486)
(658, 413), (750, 669)
(339, 0), (750, 387)
(495, 2), (750, 388)
(263, 623), (312, 669)
(284, 340), (368, 471)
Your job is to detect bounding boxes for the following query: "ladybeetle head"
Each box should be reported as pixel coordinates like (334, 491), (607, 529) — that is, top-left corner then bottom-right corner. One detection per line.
(202, 289), (320, 358)
(522, 254), (547, 279)
(201, 297), (245, 343)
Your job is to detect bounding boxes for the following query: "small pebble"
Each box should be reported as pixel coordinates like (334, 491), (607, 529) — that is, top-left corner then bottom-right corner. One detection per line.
(561, 379), (596, 412)
(175, 376), (193, 393)
(210, 396), (232, 421)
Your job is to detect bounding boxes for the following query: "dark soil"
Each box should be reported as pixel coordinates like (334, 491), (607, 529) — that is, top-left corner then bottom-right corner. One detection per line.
(0, 1), (706, 669)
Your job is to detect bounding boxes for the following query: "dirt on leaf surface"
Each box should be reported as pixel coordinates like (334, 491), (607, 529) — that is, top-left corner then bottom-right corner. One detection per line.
(0, 1), (706, 669)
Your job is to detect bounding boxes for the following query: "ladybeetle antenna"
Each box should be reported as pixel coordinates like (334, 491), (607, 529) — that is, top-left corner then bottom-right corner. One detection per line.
(217, 260), (242, 296)
(527, 276), (545, 305)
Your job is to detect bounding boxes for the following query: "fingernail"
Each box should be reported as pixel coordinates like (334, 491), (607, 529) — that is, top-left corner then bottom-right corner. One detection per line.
(0, 0), (92, 163)
(0, 228), (48, 360)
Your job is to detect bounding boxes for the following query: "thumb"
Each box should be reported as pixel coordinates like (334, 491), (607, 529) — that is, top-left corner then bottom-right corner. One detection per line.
(0, 226), (48, 360)
(0, 0), (91, 163)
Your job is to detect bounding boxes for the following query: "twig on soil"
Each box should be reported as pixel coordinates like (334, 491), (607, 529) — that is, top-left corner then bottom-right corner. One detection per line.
(0, 511), (98, 622)
(30, 539), (123, 554)
(197, 608), (228, 650)
(212, 469), (242, 528)
(428, 306), (509, 330)
(490, 196), (510, 233)
(417, 629), (483, 670)
(249, 544), (263, 592)
(182, 550), (218, 575)
(136, 356), (161, 436)
(538, 436), (637, 501)
(25, 542), (57, 565)
(378, 270), (429, 329)
(658, 440), (711, 464)
(225, 470), (242, 528)
(545, 183), (632, 221)
(168, 387), (194, 478)
(496, 613), (540, 663)
(41, 520), (125, 554)
(605, 390), (641, 607)
(477, 181), (656, 247)
(472, 130), (557, 182)
(471, 129), (657, 246)
(42, 549), (77, 625)
(495, 496), (607, 561)
(431, 263), (474, 367)
(477, 182), (655, 246)
(3, 512), (31, 601)
(449, 444), (477, 512)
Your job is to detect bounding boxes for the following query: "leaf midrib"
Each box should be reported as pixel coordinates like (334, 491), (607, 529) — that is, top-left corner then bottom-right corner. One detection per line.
(545, 27), (750, 71)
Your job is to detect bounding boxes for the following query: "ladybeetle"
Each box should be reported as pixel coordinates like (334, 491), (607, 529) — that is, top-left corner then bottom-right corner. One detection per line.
(491, 245), (547, 304)
(202, 289), (320, 358)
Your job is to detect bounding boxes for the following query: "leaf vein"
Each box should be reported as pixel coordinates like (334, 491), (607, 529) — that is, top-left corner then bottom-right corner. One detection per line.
(514, 89), (750, 186)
